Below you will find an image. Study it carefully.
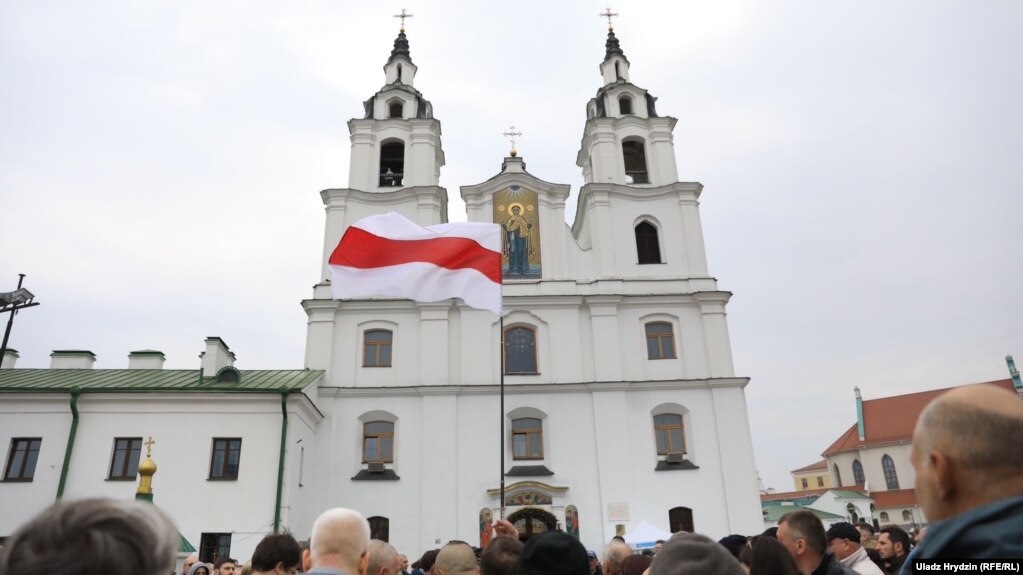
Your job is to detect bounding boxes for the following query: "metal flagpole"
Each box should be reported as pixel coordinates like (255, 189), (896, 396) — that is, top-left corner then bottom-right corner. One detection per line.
(499, 315), (506, 519)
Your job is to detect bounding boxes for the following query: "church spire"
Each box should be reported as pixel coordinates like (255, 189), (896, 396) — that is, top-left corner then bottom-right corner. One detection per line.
(604, 29), (625, 61)
(388, 9), (414, 65)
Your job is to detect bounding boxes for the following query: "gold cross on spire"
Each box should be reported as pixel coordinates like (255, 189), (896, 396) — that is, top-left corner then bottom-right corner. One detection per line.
(394, 8), (414, 33)
(144, 436), (155, 457)
(600, 7), (619, 32)
(503, 125), (523, 157)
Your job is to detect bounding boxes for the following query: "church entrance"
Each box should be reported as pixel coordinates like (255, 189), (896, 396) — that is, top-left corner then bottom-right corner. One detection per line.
(507, 507), (559, 542)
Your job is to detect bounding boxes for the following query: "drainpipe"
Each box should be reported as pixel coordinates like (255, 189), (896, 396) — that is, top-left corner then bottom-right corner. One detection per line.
(56, 387), (81, 500)
(273, 388), (290, 533)
(855, 387), (865, 441)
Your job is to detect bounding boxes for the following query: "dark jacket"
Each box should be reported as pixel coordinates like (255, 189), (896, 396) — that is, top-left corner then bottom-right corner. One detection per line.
(884, 554), (906, 575)
(904, 495), (1023, 570)
(813, 553), (857, 575)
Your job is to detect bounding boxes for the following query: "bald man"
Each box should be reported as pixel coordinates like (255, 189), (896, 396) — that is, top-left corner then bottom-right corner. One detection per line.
(367, 540), (401, 575)
(434, 542), (479, 575)
(908, 383), (1023, 563)
(306, 508), (372, 575)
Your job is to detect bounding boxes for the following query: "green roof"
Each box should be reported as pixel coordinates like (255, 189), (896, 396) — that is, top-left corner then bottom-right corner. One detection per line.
(0, 368), (324, 392)
(762, 505), (844, 522)
(830, 489), (871, 499)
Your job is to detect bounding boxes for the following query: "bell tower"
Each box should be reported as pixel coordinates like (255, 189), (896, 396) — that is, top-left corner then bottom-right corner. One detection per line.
(576, 19), (679, 187)
(346, 17), (445, 192)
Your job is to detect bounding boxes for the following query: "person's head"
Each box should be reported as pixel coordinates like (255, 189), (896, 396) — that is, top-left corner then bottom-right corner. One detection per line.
(824, 523), (861, 562)
(619, 555), (651, 575)
(911, 384), (1023, 522)
(183, 556), (201, 575)
(240, 562), (253, 575)
(854, 523), (874, 544)
(215, 557), (239, 575)
(190, 565), (212, 575)
(913, 526), (927, 546)
(649, 532), (744, 575)
(367, 540), (401, 575)
(310, 508), (372, 575)
(481, 537), (523, 575)
(518, 532), (589, 575)
(0, 497), (178, 575)
(877, 527), (909, 560)
(653, 540), (664, 555)
(738, 535), (799, 575)
(586, 551), (599, 574)
(603, 541), (632, 575)
(250, 534), (302, 575)
(511, 206), (521, 215)
(776, 511), (826, 575)
(420, 550), (440, 575)
(718, 535), (748, 561)
(400, 555), (410, 572)
(435, 542), (478, 575)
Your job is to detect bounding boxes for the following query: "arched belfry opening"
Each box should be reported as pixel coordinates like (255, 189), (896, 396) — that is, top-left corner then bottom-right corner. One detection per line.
(388, 100), (403, 119)
(379, 140), (405, 187)
(619, 95), (633, 115)
(622, 139), (649, 184)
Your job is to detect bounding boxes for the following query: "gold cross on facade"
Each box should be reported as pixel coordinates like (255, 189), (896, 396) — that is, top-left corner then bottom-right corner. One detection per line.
(394, 8), (414, 32)
(600, 7), (619, 31)
(503, 125), (523, 157)
(144, 436), (155, 457)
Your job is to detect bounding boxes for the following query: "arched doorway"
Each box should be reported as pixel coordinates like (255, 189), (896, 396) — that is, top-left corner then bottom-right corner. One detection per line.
(507, 508), (558, 542)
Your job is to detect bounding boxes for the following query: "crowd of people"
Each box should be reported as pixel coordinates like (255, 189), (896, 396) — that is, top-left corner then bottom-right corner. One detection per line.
(0, 384), (1019, 575)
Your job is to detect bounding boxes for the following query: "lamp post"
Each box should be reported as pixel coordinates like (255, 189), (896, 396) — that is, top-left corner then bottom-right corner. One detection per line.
(0, 274), (40, 368)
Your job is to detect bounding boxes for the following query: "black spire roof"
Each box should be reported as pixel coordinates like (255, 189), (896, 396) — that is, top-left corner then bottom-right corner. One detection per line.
(604, 29), (626, 61)
(387, 30), (412, 64)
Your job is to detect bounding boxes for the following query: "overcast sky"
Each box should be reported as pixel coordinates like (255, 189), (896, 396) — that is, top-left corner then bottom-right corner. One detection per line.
(2, 1), (1021, 492)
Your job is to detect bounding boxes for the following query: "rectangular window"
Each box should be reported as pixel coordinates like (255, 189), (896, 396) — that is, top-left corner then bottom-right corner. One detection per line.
(645, 323), (677, 360)
(504, 327), (538, 375)
(200, 533), (232, 563)
(363, 330), (393, 367)
(362, 422), (395, 463)
(511, 418), (543, 460)
(801, 478), (808, 489)
(817, 476), (824, 487)
(109, 437), (143, 480)
(209, 438), (242, 480)
(4, 438), (41, 481)
(653, 414), (685, 455)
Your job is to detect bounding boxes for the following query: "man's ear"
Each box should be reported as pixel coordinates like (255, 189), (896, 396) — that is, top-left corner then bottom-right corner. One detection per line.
(930, 449), (956, 501)
(359, 552), (370, 575)
(795, 539), (807, 557)
(302, 549), (312, 573)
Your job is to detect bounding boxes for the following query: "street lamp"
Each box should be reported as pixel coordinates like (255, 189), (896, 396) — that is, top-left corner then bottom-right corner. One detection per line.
(0, 274), (40, 368)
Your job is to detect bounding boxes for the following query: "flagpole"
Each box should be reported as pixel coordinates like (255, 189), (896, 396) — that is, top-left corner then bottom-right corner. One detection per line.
(499, 314), (506, 520)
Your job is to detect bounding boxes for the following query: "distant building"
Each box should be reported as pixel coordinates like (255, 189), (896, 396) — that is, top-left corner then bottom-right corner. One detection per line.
(790, 460), (832, 492)
(821, 378), (1020, 528)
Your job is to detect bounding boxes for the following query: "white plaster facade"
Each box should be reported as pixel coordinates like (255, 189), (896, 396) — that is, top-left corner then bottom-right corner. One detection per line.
(0, 27), (762, 562)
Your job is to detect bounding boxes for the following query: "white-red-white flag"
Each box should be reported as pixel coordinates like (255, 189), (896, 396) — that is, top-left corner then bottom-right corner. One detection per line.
(329, 212), (503, 315)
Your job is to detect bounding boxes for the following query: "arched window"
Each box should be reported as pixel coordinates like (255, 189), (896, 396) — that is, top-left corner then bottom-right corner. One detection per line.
(635, 221), (661, 264)
(853, 459), (865, 485)
(362, 421), (394, 463)
(833, 463), (842, 487)
(645, 322), (676, 360)
(363, 329), (392, 367)
(396, 63), (403, 83)
(619, 95), (633, 115)
(614, 61), (620, 81)
(879, 511), (890, 523)
(368, 516), (390, 542)
(668, 507), (694, 533)
(902, 510), (912, 522)
(512, 417), (543, 460)
(388, 100), (403, 118)
(504, 326), (537, 374)
(653, 414), (685, 455)
(379, 140), (404, 187)
(882, 454), (899, 490)
(622, 139), (649, 184)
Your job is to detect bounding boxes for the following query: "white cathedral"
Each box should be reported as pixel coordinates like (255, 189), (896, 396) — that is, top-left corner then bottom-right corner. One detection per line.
(0, 23), (762, 561)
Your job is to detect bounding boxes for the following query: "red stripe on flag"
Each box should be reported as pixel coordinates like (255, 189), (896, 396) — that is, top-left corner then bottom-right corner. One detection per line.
(330, 226), (502, 284)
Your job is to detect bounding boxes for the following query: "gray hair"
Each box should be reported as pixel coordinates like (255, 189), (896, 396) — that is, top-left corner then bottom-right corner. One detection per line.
(310, 508), (371, 568)
(368, 539), (399, 575)
(0, 497), (178, 575)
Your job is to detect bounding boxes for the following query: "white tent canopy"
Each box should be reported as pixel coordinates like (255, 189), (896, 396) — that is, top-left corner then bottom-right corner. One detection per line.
(624, 519), (674, 549)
